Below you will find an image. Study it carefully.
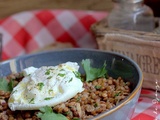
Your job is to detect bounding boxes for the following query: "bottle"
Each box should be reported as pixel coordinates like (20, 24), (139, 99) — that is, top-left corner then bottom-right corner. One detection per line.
(107, 0), (155, 32)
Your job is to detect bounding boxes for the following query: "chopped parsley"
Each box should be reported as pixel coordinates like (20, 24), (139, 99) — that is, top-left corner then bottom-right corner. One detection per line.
(45, 69), (51, 75)
(45, 68), (54, 75)
(37, 82), (44, 90)
(48, 89), (53, 94)
(94, 103), (98, 108)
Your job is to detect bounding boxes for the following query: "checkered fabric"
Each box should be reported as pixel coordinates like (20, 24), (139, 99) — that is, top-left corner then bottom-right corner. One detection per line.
(0, 9), (107, 60)
(0, 9), (159, 120)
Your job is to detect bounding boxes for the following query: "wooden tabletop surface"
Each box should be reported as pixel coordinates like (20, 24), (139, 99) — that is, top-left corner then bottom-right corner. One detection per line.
(0, 0), (113, 19)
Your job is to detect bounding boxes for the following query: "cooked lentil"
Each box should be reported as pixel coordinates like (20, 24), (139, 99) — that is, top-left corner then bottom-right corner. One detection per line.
(0, 72), (131, 120)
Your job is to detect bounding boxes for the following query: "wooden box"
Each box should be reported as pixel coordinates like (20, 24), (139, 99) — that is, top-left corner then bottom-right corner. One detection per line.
(91, 18), (160, 90)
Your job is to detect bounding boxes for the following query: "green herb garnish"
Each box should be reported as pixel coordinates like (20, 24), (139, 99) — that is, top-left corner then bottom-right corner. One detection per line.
(44, 97), (53, 100)
(45, 69), (51, 75)
(8, 79), (14, 91)
(37, 82), (44, 90)
(29, 98), (35, 104)
(58, 73), (65, 77)
(95, 85), (101, 90)
(73, 71), (81, 79)
(68, 78), (73, 82)
(94, 103), (98, 108)
(114, 92), (121, 97)
(81, 59), (107, 82)
(37, 106), (68, 120)
(0, 78), (13, 92)
(48, 89), (53, 94)
(64, 111), (70, 115)
(47, 76), (52, 79)
(76, 96), (81, 102)
(12, 90), (17, 94)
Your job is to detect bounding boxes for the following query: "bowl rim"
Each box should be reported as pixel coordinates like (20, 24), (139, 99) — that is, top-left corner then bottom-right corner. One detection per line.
(0, 48), (143, 118)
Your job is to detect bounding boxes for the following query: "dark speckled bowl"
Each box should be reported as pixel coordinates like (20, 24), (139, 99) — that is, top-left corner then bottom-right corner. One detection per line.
(0, 48), (143, 120)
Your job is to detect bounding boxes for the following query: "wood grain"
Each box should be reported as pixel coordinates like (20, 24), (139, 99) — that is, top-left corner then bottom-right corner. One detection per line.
(0, 0), (113, 18)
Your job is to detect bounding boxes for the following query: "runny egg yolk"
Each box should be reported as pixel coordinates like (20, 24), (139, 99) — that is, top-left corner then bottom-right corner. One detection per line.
(8, 62), (84, 111)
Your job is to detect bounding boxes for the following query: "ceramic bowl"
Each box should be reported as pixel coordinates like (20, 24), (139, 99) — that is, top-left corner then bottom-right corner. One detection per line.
(0, 48), (143, 120)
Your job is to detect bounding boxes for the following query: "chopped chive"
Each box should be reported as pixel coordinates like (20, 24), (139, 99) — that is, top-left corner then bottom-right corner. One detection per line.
(73, 71), (81, 79)
(114, 92), (121, 97)
(76, 96), (81, 102)
(68, 78), (73, 82)
(47, 76), (52, 79)
(95, 85), (101, 90)
(29, 98), (34, 104)
(44, 97), (53, 100)
(45, 70), (50, 75)
(12, 90), (17, 94)
(58, 73), (65, 77)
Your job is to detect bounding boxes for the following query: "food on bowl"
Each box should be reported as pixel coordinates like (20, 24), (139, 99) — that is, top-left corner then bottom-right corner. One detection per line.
(0, 59), (131, 120)
(8, 62), (84, 111)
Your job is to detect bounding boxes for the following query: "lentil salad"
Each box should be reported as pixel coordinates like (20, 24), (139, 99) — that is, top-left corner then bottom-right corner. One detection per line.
(0, 60), (131, 120)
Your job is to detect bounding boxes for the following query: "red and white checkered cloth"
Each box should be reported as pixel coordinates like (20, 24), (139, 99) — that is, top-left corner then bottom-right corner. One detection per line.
(0, 9), (107, 60)
(0, 9), (159, 120)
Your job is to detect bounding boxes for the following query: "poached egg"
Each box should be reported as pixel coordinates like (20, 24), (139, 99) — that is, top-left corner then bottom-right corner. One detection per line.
(8, 62), (84, 111)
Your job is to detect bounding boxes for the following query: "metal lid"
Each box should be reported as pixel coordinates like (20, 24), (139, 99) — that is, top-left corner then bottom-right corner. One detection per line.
(112, 0), (143, 3)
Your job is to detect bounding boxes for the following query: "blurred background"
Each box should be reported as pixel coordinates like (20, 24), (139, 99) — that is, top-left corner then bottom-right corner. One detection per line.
(0, 0), (113, 19)
(0, 0), (159, 19)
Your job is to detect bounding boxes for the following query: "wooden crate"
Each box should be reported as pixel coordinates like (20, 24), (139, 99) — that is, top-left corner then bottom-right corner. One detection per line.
(91, 18), (160, 90)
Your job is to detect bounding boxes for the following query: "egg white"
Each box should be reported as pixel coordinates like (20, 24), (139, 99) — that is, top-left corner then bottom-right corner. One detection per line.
(8, 62), (84, 111)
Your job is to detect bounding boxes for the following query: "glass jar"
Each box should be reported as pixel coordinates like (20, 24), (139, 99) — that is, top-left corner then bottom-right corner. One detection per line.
(107, 0), (155, 32)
